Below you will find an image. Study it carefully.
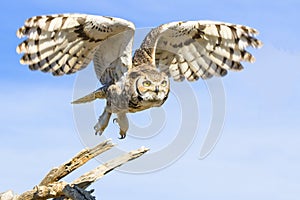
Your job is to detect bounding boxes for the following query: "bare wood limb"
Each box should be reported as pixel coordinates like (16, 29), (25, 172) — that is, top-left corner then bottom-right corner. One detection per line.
(73, 146), (150, 189)
(16, 183), (95, 200)
(16, 181), (68, 200)
(39, 140), (115, 186)
(0, 190), (19, 200)
(11, 145), (149, 200)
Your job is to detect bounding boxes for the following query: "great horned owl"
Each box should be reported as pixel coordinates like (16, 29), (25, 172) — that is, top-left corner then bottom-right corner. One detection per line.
(16, 14), (262, 139)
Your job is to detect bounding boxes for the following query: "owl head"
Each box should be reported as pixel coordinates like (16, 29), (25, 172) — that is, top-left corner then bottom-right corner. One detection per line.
(132, 66), (170, 105)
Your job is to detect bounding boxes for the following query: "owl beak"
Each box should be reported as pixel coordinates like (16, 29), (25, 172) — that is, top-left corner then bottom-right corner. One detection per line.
(155, 86), (159, 94)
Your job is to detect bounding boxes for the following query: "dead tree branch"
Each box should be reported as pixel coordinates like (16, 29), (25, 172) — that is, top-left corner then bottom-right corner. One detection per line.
(39, 140), (115, 186)
(0, 140), (149, 200)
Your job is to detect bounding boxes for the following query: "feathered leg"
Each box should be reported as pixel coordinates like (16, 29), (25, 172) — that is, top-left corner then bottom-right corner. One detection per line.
(94, 107), (111, 135)
(113, 113), (129, 139)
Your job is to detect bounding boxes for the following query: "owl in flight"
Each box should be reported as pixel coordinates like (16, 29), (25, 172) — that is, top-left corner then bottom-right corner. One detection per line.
(17, 14), (262, 139)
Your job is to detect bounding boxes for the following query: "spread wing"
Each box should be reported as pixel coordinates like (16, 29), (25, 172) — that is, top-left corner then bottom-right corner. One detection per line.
(17, 13), (135, 84)
(133, 21), (262, 81)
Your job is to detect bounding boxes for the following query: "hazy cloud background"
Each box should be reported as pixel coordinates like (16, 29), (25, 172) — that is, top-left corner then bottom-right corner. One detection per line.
(0, 1), (299, 199)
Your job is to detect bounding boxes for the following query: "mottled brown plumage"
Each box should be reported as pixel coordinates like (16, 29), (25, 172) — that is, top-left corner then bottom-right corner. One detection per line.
(16, 13), (262, 139)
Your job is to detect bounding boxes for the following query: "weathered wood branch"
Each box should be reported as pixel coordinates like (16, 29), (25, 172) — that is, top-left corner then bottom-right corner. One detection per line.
(10, 182), (96, 200)
(0, 190), (18, 200)
(39, 140), (115, 186)
(73, 146), (149, 189)
(0, 140), (149, 200)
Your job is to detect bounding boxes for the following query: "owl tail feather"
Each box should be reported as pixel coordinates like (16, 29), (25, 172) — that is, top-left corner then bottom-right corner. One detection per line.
(71, 86), (107, 104)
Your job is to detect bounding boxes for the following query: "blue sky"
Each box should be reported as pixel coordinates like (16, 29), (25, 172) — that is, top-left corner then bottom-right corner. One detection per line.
(1, 0), (300, 199)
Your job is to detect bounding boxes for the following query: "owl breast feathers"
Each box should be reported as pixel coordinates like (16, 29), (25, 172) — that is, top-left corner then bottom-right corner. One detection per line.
(16, 13), (262, 139)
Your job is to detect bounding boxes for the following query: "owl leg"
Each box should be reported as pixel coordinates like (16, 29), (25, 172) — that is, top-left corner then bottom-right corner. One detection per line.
(113, 113), (129, 139)
(94, 108), (112, 136)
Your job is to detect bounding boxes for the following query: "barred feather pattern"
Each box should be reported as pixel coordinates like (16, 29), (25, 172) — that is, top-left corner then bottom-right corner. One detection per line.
(16, 14), (134, 80)
(16, 14), (263, 138)
(133, 21), (263, 81)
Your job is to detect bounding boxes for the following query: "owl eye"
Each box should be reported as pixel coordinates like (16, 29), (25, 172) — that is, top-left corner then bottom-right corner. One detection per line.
(142, 80), (152, 87)
(161, 80), (167, 87)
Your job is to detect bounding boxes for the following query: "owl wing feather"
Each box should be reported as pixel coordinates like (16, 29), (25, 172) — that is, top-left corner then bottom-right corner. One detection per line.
(133, 20), (262, 81)
(17, 13), (135, 84)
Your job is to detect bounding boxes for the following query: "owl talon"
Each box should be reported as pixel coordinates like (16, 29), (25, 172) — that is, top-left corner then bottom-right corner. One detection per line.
(114, 118), (126, 139)
(94, 124), (104, 136)
(113, 118), (118, 124)
(119, 130), (127, 139)
(94, 108), (111, 137)
(114, 113), (128, 139)
(94, 129), (103, 136)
